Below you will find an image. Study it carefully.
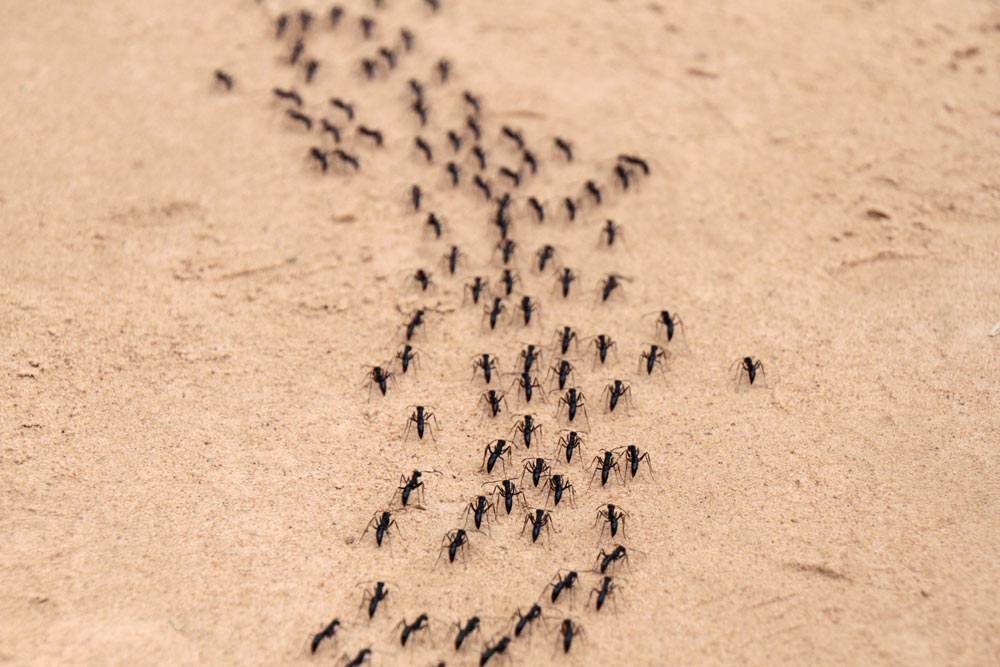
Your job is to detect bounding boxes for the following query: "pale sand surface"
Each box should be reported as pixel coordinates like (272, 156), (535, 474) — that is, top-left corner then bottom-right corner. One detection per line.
(2, 1), (999, 665)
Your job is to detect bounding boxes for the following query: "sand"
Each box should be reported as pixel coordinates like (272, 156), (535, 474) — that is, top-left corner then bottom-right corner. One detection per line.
(2, 0), (999, 664)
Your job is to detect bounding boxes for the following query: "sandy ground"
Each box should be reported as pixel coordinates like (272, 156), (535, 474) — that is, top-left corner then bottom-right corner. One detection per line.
(2, 0), (999, 665)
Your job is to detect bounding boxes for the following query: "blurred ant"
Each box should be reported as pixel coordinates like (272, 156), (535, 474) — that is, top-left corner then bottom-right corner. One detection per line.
(545, 570), (579, 605)
(415, 136), (433, 162)
(473, 174), (492, 200)
(289, 38), (305, 65)
(310, 147), (329, 172)
(400, 27), (414, 51)
(618, 153), (650, 174)
(599, 219), (622, 247)
(591, 334), (617, 365)
(463, 90), (481, 114)
(598, 273), (630, 302)
(516, 296), (540, 327)
(394, 343), (422, 375)
(394, 614), (431, 646)
(529, 196), (544, 222)
(436, 58), (451, 82)
(480, 636), (511, 665)
(411, 99), (428, 125)
(501, 126), (525, 149)
(304, 59), (320, 83)
(358, 126), (383, 146)
(472, 145), (487, 170)
(329, 6), (343, 27)
(436, 529), (470, 566)
(478, 390), (508, 417)
(614, 163), (630, 189)
(511, 605), (544, 638)
(424, 0), (441, 12)
(596, 545), (630, 574)
(320, 120), (341, 142)
(409, 268), (434, 292)
(287, 109), (313, 130)
(359, 15), (375, 38)
(499, 166), (520, 187)
(273, 87), (302, 106)
(511, 413), (542, 449)
(464, 277), (489, 305)
(333, 149), (360, 170)
(362, 510), (399, 547)
(408, 184), (422, 211)
(463, 495), (496, 531)
(366, 365), (396, 399)
(379, 47), (396, 69)
(546, 474), (575, 507)
(311, 618), (340, 653)
(520, 457), (551, 488)
(554, 137), (573, 161)
(486, 478), (527, 515)
(547, 358), (576, 391)
(556, 267), (576, 298)
(535, 244), (556, 272)
(602, 379), (632, 413)
(589, 575), (618, 612)
(360, 581), (390, 619)
(425, 212), (443, 239)
(589, 450), (622, 488)
(557, 388), (588, 426)
(495, 239), (516, 265)
(392, 470), (441, 508)
(299, 9), (312, 30)
(329, 98), (354, 121)
(344, 648), (372, 667)
(447, 130), (462, 151)
(595, 503), (628, 540)
(517, 344), (543, 374)
(552, 326), (579, 355)
(481, 439), (512, 475)
(361, 58), (378, 79)
(521, 508), (555, 544)
(483, 297), (506, 330)
(471, 353), (498, 383)
(639, 344), (668, 376)
(565, 197), (577, 221)
(497, 269), (519, 296)
(559, 619), (584, 654)
(585, 180), (602, 205)
(555, 429), (585, 464)
(403, 308), (427, 340)
(523, 150), (538, 174)
(214, 69), (233, 90)
(732, 356), (766, 387)
(650, 310), (685, 342)
(467, 115), (482, 141)
(275, 13), (289, 38)
(446, 161), (460, 186)
(404, 405), (438, 440)
(453, 615), (482, 650)
(620, 444), (653, 481)
(408, 78), (424, 98)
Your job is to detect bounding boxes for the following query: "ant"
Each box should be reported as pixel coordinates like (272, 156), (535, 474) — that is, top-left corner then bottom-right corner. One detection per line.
(415, 136), (433, 162)
(447, 130), (462, 152)
(287, 109), (313, 130)
(614, 163), (630, 189)
(392, 470), (440, 508)
(517, 344), (543, 374)
(595, 503), (628, 540)
(472, 145), (487, 170)
(602, 379), (632, 413)
(361, 58), (379, 80)
(535, 244), (556, 272)
(508, 371), (543, 404)
(333, 149), (360, 171)
(481, 439), (512, 475)
(360, 581), (390, 619)
(359, 15), (375, 39)
(483, 297), (506, 330)
(464, 277), (489, 305)
(545, 570), (579, 604)
(501, 125), (525, 149)
(520, 457), (551, 488)
(394, 614), (430, 646)
(411, 184), (422, 211)
(639, 344), (669, 376)
(424, 0), (441, 13)
(557, 388), (588, 425)
(547, 358), (576, 391)
(511, 413), (542, 449)
(473, 174), (492, 200)
(320, 120), (341, 142)
(463, 495), (496, 530)
(358, 126), (383, 146)
(565, 197), (577, 221)
(497, 269), (519, 296)
(404, 405), (437, 440)
(410, 268), (434, 292)
(585, 180), (602, 205)
(362, 510), (399, 547)
(395, 344), (422, 375)
(463, 90), (482, 114)
(598, 273), (630, 302)
(329, 6), (343, 27)
(471, 353), (498, 384)
(453, 616), (481, 650)
(478, 390), (508, 418)
(366, 365), (395, 399)
(591, 334), (617, 365)
(436, 58), (451, 83)
(299, 9), (312, 31)
(521, 508), (555, 543)
(400, 27), (414, 51)
(732, 356), (766, 386)
(403, 308), (427, 341)
(495, 239), (516, 265)
(214, 69), (233, 90)
(446, 161), (460, 186)
(273, 87), (302, 107)
(344, 648), (372, 667)
(486, 478), (527, 515)
(304, 59), (320, 83)
(527, 197), (544, 223)
(517, 296), (540, 327)
(559, 619), (584, 654)
(589, 576), (618, 612)
(275, 13), (289, 38)
(511, 605), (543, 637)
(426, 212), (443, 239)
(437, 529), (470, 566)
(499, 166), (520, 187)
(599, 219), (622, 247)
(555, 430), (585, 464)
(479, 636), (511, 666)
(310, 147), (329, 172)
(553, 326), (579, 356)
(556, 267), (577, 298)
(596, 545), (630, 574)
(523, 150), (538, 174)
(330, 97), (354, 121)
(408, 78), (424, 98)
(467, 115), (482, 141)
(554, 137), (573, 161)
(621, 444), (653, 481)
(546, 474), (575, 507)
(618, 153), (650, 175)
(379, 47), (396, 70)
(289, 38), (305, 65)
(652, 310), (685, 342)
(311, 618), (340, 653)
(589, 450), (622, 487)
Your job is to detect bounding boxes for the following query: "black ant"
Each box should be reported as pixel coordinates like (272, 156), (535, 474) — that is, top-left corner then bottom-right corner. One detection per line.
(621, 444), (653, 481)
(366, 365), (395, 398)
(553, 326), (579, 355)
(497, 269), (518, 296)
(511, 414), (542, 449)
(528, 196), (544, 222)
(394, 614), (430, 646)
(361, 57), (378, 79)
(362, 510), (399, 547)
(299, 9), (312, 30)
(511, 605), (543, 637)
(447, 130), (462, 152)
(410, 184), (422, 211)
(333, 149), (360, 170)
(546, 474), (575, 507)
(424, 0), (441, 13)
(556, 267), (576, 298)
(554, 137), (573, 161)
(499, 166), (520, 187)
(545, 570), (579, 604)
(508, 371), (543, 404)
(320, 120), (341, 142)
(535, 245), (556, 272)
(392, 470), (440, 508)
(436, 58), (451, 82)
(273, 87), (302, 107)
(463, 90), (481, 114)
(732, 356), (766, 386)
(496, 239), (516, 265)
(443, 245), (462, 275)
(311, 618), (340, 653)
(565, 197), (577, 221)
(557, 388), (588, 425)
(652, 310), (685, 342)
(304, 59), (320, 83)
(639, 344), (668, 376)
(467, 115), (482, 141)
(359, 15), (375, 38)
(471, 353), (498, 384)
(275, 13), (289, 38)
(310, 147), (329, 172)
(479, 636), (510, 666)
(404, 405), (437, 440)
(394, 344), (422, 375)
(595, 503), (628, 540)
(592, 334), (616, 365)
(602, 379), (632, 413)
(600, 219), (622, 247)
(618, 153), (650, 175)
(453, 616), (481, 650)
(596, 545), (630, 574)
(483, 297), (506, 330)
(289, 38), (305, 65)
(523, 150), (538, 174)
(521, 508), (555, 543)
(400, 27), (414, 51)
(555, 430), (585, 464)
(437, 529), (470, 566)
(378, 47), (396, 69)
(409, 78), (424, 98)
(559, 619), (583, 653)
(547, 358), (576, 391)
(518, 344), (542, 374)
(330, 98), (354, 121)
(403, 308), (426, 340)
(516, 296), (540, 327)
(472, 145), (487, 170)
(614, 163), (630, 189)
(343, 648), (372, 667)
(585, 180), (602, 205)
(520, 457), (551, 488)
(464, 277), (489, 305)
(463, 495), (496, 530)
(481, 439), (512, 474)
(214, 69), (233, 90)
(473, 175), (492, 200)
(589, 576), (618, 612)
(501, 126), (525, 149)
(426, 212), (443, 239)
(415, 136), (433, 162)
(589, 450), (622, 488)
(486, 478), (527, 515)
(358, 126), (383, 146)
(411, 98), (428, 126)
(329, 6), (343, 27)
(360, 581), (389, 619)
(598, 273), (630, 302)
(478, 390), (508, 417)
(446, 161), (460, 186)
(287, 109), (313, 130)
(410, 268), (433, 292)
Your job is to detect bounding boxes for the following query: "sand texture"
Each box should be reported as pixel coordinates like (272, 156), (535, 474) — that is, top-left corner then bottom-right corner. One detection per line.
(2, 0), (999, 665)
